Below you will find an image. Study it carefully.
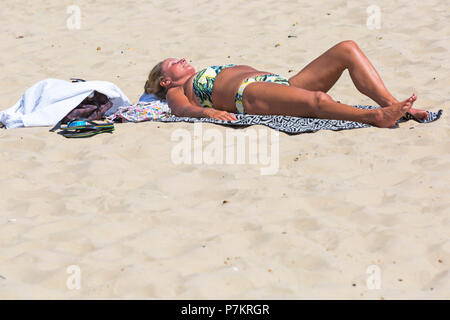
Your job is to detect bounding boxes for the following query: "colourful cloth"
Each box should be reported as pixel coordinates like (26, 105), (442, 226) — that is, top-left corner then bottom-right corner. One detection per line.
(106, 100), (171, 123)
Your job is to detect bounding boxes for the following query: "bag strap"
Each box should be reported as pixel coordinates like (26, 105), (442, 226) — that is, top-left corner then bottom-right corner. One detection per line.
(70, 78), (86, 83)
(49, 120), (63, 132)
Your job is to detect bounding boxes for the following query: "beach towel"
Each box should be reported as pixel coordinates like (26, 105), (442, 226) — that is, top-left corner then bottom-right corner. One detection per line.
(108, 99), (443, 134)
(160, 106), (443, 134)
(0, 78), (131, 129)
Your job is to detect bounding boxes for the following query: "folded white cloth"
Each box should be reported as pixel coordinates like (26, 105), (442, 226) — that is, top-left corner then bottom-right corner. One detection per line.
(0, 78), (131, 129)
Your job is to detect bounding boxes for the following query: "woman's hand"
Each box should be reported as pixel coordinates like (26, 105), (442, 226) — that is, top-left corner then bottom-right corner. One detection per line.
(203, 108), (238, 121)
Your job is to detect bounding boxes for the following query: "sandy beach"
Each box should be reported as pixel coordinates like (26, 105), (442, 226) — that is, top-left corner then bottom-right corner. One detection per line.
(0, 0), (449, 299)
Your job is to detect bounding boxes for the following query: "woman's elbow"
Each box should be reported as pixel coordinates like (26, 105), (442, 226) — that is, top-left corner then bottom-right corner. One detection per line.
(174, 105), (205, 118)
(169, 105), (185, 117)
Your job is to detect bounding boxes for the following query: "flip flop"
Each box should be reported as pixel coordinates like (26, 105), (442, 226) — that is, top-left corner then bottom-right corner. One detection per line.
(51, 119), (114, 138)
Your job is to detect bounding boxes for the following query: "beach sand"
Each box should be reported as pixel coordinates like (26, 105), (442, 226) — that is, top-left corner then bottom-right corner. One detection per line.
(0, 0), (448, 299)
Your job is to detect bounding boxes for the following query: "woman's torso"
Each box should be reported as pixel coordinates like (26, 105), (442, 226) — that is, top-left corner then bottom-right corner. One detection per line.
(182, 65), (273, 112)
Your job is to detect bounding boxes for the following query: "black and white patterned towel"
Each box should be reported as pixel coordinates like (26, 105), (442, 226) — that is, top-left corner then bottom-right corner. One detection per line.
(158, 105), (443, 135)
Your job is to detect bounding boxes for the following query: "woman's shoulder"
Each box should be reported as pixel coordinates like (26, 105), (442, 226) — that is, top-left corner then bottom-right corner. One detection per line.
(167, 84), (193, 103)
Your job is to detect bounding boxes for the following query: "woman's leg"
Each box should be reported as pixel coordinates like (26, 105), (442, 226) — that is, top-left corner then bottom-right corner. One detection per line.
(288, 40), (428, 119)
(241, 82), (417, 128)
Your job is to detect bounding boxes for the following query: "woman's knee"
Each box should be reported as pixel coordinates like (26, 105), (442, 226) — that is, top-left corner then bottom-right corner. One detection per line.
(325, 40), (360, 69)
(314, 91), (332, 105)
(337, 40), (359, 50)
(311, 91), (333, 115)
(334, 40), (360, 60)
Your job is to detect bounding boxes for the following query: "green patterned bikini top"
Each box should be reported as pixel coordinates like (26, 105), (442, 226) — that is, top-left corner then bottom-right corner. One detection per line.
(192, 64), (236, 108)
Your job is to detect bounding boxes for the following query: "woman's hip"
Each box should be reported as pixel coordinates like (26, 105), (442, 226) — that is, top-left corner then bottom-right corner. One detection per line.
(236, 79), (319, 116)
(235, 74), (290, 114)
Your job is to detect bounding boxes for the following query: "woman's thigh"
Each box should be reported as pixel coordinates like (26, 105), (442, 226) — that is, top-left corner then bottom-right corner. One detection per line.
(242, 82), (318, 117)
(288, 41), (351, 92)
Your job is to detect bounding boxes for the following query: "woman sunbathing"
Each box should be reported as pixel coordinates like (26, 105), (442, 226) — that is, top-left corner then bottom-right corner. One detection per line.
(144, 40), (428, 127)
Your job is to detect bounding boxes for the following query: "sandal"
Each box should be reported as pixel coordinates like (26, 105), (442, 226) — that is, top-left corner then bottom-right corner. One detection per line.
(50, 119), (114, 138)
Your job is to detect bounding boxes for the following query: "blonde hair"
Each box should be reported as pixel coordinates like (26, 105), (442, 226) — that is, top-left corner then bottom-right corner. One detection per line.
(144, 61), (167, 100)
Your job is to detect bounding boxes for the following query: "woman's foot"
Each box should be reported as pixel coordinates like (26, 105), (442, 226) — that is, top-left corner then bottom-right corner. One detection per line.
(407, 107), (429, 120)
(372, 94), (417, 128)
(383, 93), (428, 120)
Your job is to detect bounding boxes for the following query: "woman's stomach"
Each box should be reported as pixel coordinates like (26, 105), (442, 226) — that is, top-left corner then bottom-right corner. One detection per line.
(184, 65), (273, 111)
(211, 65), (273, 112)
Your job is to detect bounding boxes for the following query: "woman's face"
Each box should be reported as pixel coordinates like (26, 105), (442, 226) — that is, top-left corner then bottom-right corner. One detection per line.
(161, 58), (195, 82)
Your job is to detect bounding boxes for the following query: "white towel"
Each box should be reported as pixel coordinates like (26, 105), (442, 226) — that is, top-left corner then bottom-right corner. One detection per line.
(0, 78), (131, 129)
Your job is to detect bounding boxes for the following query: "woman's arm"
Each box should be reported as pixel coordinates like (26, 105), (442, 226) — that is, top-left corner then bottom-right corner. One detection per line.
(167, 88), (237, 121)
